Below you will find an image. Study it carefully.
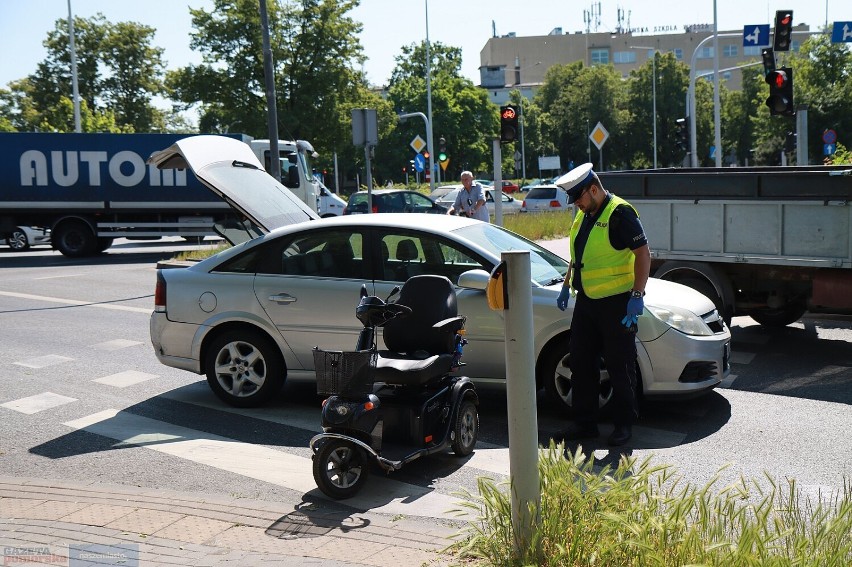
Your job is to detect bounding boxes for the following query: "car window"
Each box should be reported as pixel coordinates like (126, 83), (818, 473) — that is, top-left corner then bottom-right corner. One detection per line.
(526, 187), (557, 200)
(376, 230), (488, 284)
(452, 223), (568, 286)
(255, 229), (365, 279)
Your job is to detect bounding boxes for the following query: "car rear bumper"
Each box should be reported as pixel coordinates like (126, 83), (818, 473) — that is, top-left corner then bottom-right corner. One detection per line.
(150, 313), (202, 374)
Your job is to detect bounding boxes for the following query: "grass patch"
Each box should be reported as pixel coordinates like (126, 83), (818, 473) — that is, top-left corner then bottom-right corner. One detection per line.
(452, 444), (852, 566)
(172, 242), (230, 262)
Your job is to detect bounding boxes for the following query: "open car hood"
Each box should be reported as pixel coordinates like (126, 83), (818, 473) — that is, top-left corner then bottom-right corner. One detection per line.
(147, 135), (318, 245)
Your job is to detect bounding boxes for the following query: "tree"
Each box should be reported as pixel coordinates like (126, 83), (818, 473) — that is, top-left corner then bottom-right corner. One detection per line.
(167, 0), (370, 154)
(2, 14), (167, 133)
(384, 40), (496, 183)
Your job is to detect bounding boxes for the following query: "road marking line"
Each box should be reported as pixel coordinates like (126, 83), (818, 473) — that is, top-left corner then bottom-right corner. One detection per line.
(91, 339), (143, 351)
(63, 409), (465, 520)
(0, 290), (150, 314)
(1, 392), (77, 414)
(13, 354), (74, 369)
(93, 370), (158, 388)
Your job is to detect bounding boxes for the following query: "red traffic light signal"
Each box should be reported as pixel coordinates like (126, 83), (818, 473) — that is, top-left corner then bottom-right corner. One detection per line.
(773, 10), (793, 51)
(500, 105), (519, 143)
(765, 67), (795, 116)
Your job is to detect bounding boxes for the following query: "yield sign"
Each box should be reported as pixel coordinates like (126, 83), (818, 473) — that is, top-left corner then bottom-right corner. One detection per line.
(589, 122), (609, 150)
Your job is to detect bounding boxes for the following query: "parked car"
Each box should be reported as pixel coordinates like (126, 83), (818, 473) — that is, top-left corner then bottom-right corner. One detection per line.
(435, 187), (522, 216)
(4, 226), (51, 251)
(429, 184), (461, 201)
(520, 179), (544, 192)
(147, 136), (732, 410)
(343, 189), (447, 215)
(500, 180), (520, 193)
(521, 184), (571, 213)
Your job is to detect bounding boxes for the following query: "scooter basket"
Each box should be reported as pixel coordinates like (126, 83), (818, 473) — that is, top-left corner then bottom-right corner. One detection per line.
(313, 348), (377, 396)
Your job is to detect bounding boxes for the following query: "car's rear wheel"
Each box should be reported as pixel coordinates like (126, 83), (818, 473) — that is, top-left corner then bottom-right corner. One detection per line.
(540, 342), (640, 415)
(204, 329), (285, 407)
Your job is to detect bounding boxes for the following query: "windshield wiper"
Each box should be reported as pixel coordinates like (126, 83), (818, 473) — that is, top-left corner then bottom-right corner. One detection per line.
(232, 160), (259, 170)
(545, 276), (565, 286)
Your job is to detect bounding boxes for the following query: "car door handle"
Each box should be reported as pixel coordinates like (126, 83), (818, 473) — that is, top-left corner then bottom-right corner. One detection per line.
(268, 293), (297, 304)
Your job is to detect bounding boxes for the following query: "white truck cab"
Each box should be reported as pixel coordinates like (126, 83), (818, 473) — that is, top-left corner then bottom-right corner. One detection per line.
(249, 139), (320, 213)
(316, 181), (347, 217)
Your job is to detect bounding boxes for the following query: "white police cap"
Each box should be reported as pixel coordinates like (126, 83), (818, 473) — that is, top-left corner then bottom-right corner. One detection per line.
(555, 163), (595, 204)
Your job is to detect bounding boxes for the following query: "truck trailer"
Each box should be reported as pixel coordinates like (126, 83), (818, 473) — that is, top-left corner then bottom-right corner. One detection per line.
(0, 132), (321, 256)
(599, 166), (852, 326)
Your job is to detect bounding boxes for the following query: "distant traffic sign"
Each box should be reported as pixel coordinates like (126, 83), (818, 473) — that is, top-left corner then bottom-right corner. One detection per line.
(832, 22), (852, 43)
(823, 129), (837, 145)
(824, 143), (837, 156)
(589, 122), (609, 150)
(413, 153), (425, 172)
(743, 25), (769, 46)
(410, 135), (426, 153)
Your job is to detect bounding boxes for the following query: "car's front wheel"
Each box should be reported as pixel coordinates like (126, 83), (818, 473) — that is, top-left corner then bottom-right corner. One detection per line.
(6, 227), (29, 251)
(541, 344), (614, 414)
(203, 329), (285, 407)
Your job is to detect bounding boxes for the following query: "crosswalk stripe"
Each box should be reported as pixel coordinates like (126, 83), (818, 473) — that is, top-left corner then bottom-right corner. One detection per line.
(92, 370), (158, 388)
(13, 354), (74, 369)
(91, 339), (143, 351)
(63, 409), (465, 520)
(1, 392), (77, 414)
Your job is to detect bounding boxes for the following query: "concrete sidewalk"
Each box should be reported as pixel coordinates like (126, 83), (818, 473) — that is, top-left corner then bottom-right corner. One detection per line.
(0, 476), (467, 566)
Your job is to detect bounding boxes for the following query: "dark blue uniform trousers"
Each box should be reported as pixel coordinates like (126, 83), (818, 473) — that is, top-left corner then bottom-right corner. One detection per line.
(567, 291), (639, 425)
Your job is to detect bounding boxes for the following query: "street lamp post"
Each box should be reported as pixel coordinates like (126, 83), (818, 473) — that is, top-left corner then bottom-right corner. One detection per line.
(424, 0), (435, 193)
(630, 46), (658, 168)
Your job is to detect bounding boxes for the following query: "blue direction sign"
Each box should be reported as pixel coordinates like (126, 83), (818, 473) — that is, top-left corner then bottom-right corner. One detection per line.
(825, 143), (837, 156)
(413, 153), (425, 172)
(832, 22), (852, 43)
(743, 24), (770, 46)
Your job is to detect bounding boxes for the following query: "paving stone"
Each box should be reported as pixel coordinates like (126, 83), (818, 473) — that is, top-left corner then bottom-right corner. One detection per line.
(60, 503), (135, 527)
(105, 507), (184, 534)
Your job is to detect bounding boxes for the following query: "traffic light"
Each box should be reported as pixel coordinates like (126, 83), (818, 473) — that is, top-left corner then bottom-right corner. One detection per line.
(675, 118), (688, 151)
(765, 67), (795, 116)
(784, 131), (797, 153)
(773, 10), (793, 51)
(761, 48), (776, 75)
(500, 105), (519, 143)
(423, 150), (430, 160)
(438, 136), (448, 163)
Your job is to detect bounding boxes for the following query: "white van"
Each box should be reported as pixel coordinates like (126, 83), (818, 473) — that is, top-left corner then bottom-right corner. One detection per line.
(317, 182), (348, 217)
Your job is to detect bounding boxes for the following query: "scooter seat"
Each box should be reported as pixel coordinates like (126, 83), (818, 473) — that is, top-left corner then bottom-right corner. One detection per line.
(374, 351), (453, 386)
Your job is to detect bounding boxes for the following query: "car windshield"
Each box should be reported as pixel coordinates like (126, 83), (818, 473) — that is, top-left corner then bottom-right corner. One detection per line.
(452, 223), (568, 286)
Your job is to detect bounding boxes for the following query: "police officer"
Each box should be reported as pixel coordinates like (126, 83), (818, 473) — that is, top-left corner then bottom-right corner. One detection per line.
(554, 163), (650, 446)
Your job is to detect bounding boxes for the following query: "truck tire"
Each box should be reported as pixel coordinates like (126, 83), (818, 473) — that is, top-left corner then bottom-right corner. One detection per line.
(654, 261), (734, 325)
(96, 237), (114, 253)
(53, 220), (97, 257)
(749, 303), (807, 327)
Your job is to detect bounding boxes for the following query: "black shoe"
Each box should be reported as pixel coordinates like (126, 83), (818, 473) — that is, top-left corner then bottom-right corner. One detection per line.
(607, 424), (632, 446)
(553, 422), (599, 442)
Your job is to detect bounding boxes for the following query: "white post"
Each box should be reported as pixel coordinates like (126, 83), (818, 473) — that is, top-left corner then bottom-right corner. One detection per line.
(424, 0), (435, 194)
(502, 251), (540, 556)
(712, 0), (722, 167)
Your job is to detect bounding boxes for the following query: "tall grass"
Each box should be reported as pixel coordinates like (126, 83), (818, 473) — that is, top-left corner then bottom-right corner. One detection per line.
(452, 444), (852, 566)
(503, 210), (573, 242)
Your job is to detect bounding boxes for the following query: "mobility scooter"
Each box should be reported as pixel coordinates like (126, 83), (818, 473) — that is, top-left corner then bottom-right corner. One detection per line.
(309, 275), (479, 499)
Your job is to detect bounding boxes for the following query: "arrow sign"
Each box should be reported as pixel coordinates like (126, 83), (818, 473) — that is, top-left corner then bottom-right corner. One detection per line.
(413, 153), (425, 172)
(743, 24), (769, 46)
(832, 22), (852, 43)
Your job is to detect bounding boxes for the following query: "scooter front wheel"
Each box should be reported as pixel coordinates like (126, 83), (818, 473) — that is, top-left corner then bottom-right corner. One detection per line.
(313, 439), (370, 499)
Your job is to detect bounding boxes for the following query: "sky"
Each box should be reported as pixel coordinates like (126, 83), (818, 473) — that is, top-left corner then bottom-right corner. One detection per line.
(1, 0), (850, 91)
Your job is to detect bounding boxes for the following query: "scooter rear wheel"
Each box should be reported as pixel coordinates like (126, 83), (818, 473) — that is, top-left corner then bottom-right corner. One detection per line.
(313, 439), (370, 499)
(451, 400), (479, 456)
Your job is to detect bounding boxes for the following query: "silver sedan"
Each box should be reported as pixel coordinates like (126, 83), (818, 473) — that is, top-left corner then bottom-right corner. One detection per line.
(147, 136), (731, 410)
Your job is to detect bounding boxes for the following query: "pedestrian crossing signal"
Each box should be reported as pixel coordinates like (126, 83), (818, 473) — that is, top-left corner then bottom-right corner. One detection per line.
(500, 106), (519, 143)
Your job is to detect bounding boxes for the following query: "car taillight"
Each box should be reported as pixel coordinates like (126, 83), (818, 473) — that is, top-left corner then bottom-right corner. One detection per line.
(372, 205), (379, 213)
(154, 271), (166, 313)
(521, 200), (527, 208)
(550, 200), (560, 207)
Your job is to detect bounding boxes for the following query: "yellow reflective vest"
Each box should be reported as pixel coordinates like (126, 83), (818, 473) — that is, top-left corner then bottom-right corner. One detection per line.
(569, 195), (638, 299)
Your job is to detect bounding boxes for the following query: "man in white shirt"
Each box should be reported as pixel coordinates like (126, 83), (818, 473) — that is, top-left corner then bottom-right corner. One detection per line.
(447, 171), (488, 222)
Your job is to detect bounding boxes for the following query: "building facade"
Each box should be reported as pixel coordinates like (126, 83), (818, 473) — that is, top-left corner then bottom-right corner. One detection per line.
(478, 24), (815, 104)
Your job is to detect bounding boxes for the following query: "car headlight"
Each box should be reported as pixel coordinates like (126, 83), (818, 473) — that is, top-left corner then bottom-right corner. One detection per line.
(646, 304), (714, 336)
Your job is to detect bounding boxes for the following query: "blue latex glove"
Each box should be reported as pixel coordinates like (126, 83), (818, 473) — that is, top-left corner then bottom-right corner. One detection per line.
(621, 296), (644, 329)
(557, 287), (571, 311)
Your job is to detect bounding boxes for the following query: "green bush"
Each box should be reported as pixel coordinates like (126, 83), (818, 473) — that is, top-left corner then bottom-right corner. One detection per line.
(452, 444), (852, 567)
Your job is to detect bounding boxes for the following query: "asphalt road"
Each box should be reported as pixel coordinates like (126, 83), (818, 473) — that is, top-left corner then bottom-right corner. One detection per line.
(1, 238), (850, 519)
